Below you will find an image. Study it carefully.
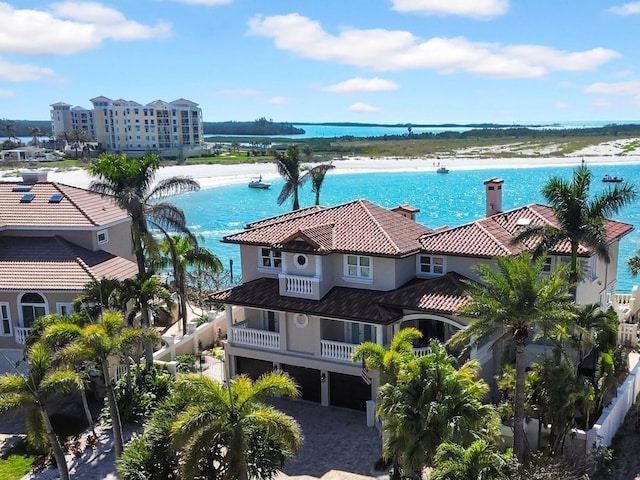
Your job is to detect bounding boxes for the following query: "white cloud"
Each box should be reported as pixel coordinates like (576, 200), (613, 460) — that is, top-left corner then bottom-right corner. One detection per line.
(164, 0), (233, 4)
(555, 102), (571, 109)
(608, 2), (640, 15)
(0, 2), (171, 56)
(390, 0), (508, 19)
(324, 77), (399, 93)
(348, 102), (381, 113)
(0, 89), (15, 97)
(247, 14), (620, 79)
(268, 96), (288, 105)
(0, 57), (60, 82)
(585, 80), (640, 107)
(217, 89), (261, 96)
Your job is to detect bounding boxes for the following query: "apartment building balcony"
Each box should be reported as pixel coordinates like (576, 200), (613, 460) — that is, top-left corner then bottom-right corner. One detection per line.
(320, 339), (357, 362)
(279, 273), (321, 300)
(230, 325), (280, 350)
(14, 326), (32, 345)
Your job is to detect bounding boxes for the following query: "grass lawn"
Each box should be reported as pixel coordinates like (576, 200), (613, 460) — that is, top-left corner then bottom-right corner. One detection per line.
(0, 440), (41, 480)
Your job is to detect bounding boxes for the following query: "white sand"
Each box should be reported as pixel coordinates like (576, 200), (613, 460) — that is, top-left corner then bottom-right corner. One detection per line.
(2, 139), (640, 190)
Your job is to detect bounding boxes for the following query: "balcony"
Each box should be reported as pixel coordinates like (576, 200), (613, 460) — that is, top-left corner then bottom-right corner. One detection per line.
(414, 345), (432, 357)
(279, 273), (321, 300)
(320, 340), (357, 362)
(231, 326), (280, 350)
(14, 327), (32, 345)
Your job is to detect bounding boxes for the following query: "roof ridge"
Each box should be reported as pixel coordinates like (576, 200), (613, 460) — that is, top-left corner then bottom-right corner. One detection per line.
(475, 218), (514, 256)
(357, 200), (401, 255)
(53, 183), (99, 226)
(56, 236), (98, 281)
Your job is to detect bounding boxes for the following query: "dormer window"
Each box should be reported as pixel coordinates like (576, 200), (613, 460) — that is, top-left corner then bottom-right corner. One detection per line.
(344, 255), (372, 280)
(260, 247), (282, 269)
(418, 255), (445, 276)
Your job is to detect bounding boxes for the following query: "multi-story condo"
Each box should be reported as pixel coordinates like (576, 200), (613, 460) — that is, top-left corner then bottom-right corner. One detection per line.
(211, 178), (633, 411)
(0, 171), (138, 373)
(50, 97), (204, 156)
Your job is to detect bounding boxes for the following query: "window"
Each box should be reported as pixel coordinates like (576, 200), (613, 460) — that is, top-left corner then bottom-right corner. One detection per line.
(542, 257), (552, 273)
(345, 322), (373, 344)
(0, 303), (11, 336)
(19, 293), (47, 328)
(344, 255), (372, 279)
(418, 255), (445, 275)
(263, 311), (279, 332)
(590, 255), (599, 281)
(57, 303), (74, 316)
(97, 229), (108, 245)
(260, 248), (282, 269)
(294, 254), (308, 269)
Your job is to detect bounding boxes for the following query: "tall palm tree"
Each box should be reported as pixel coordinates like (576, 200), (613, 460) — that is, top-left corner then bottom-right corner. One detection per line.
(378, 341), (495, 478)
(159, 234), (222, 335)
(308, 163), (335, 206)
(275, 145), (309, 211)
(171, 372), (302, 480)
(28, 126), (42, 147)
(0, 342), (86, 480)
(449, 252), (576, 461)
(512, 165), (636, 288)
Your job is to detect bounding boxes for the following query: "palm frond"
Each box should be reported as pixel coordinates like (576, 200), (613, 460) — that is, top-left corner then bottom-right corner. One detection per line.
(147, 176), (200, 201)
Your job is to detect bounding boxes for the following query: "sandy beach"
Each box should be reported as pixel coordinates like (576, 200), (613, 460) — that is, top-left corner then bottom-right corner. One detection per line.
(1, 139), (640, 190)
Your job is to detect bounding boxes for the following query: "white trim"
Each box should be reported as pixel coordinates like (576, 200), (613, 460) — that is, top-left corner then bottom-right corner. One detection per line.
(0, 302), (11, 336)
(18, 292), (49, 328)
(56, 302), (74, 316)
(293, 313), (308, 329)
(97, 229), (109, 245)
(258, 246), (282, 271)
(416, 254), (446, 276)
(294, 253), (308, 269)
(343, 254), (373, 280)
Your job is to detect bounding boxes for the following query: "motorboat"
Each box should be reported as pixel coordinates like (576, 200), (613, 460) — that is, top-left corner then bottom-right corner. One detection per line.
(436, 166), (449, 174)
(248, 177), (271, 189)
(602, 174), (623, 183)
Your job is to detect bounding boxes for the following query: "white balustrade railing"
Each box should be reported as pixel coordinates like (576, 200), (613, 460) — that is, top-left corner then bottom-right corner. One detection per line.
(321, 340), (357, 362)
(14, 326), (32, 345)
(414, 346), (432, 357)
(284, 275), (314, 295)
(618, 323), (638, 347)
(231, 327), (280, 350)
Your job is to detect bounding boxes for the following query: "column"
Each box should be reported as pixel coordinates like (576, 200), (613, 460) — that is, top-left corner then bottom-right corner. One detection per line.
(315, 255), (323, 280)
(376, 324), (384, 345)
(225, 305), (233, 341)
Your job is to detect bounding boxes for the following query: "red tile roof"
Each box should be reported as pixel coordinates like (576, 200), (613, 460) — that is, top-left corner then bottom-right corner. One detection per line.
(0, 181), (129, 229)
(209, 273), (471, 324)
(419, 203), (633, 258)
(224, 199), (431, 257)
(0, 236), (137, 291)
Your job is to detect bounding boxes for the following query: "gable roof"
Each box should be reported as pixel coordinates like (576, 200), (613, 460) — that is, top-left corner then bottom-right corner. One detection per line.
(0, 236), (137, 291)
(223, 199), (431, 257)
(419, 203), (633, 258)
(0, 181), (129, 229)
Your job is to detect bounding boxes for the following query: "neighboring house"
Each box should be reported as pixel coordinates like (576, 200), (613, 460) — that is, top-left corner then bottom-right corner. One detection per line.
(50, 97), (205, 156)
(0, 171), (138, 373)
(210, 178), (633, 411)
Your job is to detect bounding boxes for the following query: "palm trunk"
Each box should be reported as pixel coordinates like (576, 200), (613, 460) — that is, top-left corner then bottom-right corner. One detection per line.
(80, 389), (97, 437)
(292, 187), (300, 211)
(41, 405), (70, 480)
(179, 274), (188, 336)
(102, 358), (124, 457)
(226, 429), (249, 480)
(514, 340), (527, 460)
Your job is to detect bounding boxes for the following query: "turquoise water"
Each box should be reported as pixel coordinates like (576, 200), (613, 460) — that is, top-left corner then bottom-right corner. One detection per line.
(174, 163), (640, 292)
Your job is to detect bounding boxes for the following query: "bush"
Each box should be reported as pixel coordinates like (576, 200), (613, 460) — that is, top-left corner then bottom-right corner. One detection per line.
(176, 354), (196, 373)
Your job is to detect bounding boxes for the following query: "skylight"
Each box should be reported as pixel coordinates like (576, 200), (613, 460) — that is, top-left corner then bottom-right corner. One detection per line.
(12, 184), (32, 192)
(516, 218), (532, 226)
(20, 194), (35, 203)
(49, 194), (64, 203)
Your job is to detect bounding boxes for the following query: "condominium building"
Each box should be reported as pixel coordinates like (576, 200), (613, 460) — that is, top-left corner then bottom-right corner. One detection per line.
(50, 97), (204, 155)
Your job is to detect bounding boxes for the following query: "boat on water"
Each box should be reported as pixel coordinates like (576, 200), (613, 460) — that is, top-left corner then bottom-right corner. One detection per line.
(248, 176), (271, 189)
(436, 167), (449, 174)
(602, 174), (623, 183)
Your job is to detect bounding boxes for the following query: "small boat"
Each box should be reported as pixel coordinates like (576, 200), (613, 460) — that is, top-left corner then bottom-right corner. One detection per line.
(436, 167), (449, 174)
(602, 174), (623, 183)
(248, 176), (271, 189)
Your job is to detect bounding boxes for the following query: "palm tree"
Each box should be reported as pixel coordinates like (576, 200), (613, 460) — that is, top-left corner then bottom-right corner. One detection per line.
(308, 163), (335, 206)
(275, 145), (309, 211)
(159, 234), (222, 335)
(171, 372), (302, 480)
(449, 252), (576, 461)
(28, 126), (42, 147)
(0, 342), (86, 480)
(378, 341), (495, 478)
(73, 277), (127, 321)
(431, 439), (510, 480)
(512, 165), (636, 288)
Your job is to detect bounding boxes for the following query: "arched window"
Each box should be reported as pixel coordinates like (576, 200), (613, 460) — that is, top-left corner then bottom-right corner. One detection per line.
(20, 293), (48, 328)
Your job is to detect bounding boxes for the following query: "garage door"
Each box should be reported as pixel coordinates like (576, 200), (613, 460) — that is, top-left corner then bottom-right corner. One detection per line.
(329, 372), (371, 411)
(235, 357), (274, 380)
(281, 364), (321, 403)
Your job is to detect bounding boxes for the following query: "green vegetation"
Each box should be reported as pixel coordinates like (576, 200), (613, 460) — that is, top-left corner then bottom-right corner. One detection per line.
(203, 118), (303, 135)
(0, 440), (41, 480)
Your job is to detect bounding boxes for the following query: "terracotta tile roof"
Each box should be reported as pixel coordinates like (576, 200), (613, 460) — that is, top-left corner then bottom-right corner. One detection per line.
(0, 181), (128, 229)
(0, 236), (137, 291)
(419, 203), (633, 258)
(224, 199), (431, 257)
(209, 273), (471, 324)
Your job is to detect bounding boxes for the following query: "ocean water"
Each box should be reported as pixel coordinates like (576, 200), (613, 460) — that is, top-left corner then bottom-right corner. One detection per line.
(173, 163), (640, 292)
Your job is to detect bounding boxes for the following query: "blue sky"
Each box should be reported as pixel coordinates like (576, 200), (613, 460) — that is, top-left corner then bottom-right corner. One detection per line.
(1, 0), (640, 123)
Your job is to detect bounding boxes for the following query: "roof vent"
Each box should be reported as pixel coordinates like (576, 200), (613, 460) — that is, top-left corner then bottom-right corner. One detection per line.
(12, 184), (32, 192)
(516, 218), (532, 226)
(20, 194), (35, 203)
(49, 194), (64, 203)
(22, 170), (49, 185)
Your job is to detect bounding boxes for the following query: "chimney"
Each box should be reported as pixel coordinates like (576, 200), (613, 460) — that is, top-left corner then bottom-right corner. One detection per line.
(22, 170), (49, 184)
(483, 177), (504, 217)
(391, 204), (420, 221)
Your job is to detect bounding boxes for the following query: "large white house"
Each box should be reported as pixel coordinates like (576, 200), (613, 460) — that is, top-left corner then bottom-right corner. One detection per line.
(211, 178), (633, 411)
(51, 97), (205, 156)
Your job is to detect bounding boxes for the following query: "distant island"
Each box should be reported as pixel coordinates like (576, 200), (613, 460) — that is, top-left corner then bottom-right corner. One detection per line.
(203, 117), (304, 135)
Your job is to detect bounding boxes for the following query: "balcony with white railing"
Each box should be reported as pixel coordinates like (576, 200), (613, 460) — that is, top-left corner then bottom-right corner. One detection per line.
(231, 326), (280, 350)
(414, 345), (432, 357)
(14, 327), (32, 345)
(279, 273), (321, 300)
(320, 339), (357, 362)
